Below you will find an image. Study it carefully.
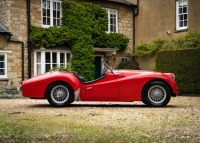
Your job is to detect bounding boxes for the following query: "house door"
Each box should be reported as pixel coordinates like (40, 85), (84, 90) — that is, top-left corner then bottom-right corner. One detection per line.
(94, 56), (102, 79)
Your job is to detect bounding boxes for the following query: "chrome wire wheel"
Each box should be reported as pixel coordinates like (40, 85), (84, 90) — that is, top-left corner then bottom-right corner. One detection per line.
(148, 85), (167, 104)
(51, 85), (69, 104)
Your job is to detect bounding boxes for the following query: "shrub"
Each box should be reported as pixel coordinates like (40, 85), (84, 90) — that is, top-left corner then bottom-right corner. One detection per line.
(134, 31), (200, 57)
(117, 61), (140, 70)
(134, 38), (168, 56)
(155, 48), (200, 94)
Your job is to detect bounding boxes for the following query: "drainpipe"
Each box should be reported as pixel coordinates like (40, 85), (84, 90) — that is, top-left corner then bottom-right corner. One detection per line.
(27, 0), (31, 78)
(132, 0), (139, 50)
(7, 34), (24, 81)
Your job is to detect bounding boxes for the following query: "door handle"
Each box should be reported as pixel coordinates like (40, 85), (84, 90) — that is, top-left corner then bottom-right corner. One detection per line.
(86, 87), (92, 90)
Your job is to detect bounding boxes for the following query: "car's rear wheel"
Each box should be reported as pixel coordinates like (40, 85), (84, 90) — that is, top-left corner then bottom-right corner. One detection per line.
(142, 81), (171, 107)
(46, 82), (73, 107)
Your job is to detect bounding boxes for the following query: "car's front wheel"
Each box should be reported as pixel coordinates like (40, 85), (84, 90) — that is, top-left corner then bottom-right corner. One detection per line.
(142, 81), (171, 107)
(46, 82), (73, 107)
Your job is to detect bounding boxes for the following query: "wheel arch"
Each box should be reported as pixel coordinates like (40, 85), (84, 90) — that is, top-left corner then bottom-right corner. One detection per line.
(44, 80), (75, 102)
(142, 79), (174, 98)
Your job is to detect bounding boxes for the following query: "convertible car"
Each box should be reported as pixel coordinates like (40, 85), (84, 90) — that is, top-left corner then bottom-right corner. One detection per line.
(20, 60), (178, 107)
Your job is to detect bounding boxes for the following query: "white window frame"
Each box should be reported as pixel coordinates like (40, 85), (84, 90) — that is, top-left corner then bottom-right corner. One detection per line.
(104, 8), (118, 33)
(176, 0), (188, 30)
(121, 57), (129, 62)
(34, 50), (72, 75)
(0, 52), (9, 78)
(41, 0), (62, 28)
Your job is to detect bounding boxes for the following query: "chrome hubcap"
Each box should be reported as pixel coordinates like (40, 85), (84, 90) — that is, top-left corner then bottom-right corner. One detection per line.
(148, 85), (166, 104)
(51, 85), (69, 104)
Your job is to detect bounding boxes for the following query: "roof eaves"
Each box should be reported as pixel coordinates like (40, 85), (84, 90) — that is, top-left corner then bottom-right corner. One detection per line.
(105, 0), (137, 7)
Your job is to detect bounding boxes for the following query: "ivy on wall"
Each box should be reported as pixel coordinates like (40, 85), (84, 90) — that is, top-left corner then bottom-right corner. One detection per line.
(133, 31), (200, 57)
(30, 1), (129, 80)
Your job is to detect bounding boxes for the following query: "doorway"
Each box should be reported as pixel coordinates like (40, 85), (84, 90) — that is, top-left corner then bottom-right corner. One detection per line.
(94, 56), (102, 79)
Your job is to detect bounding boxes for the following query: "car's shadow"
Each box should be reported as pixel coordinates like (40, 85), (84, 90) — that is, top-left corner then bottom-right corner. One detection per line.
(27, 103), (178, 109)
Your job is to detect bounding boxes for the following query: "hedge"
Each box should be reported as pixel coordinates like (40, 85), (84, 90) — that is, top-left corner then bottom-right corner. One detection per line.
(155, 48), (200, 94)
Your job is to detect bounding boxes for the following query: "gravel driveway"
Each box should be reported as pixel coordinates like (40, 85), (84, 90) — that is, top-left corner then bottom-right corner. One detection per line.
(0, 96), (200, 143)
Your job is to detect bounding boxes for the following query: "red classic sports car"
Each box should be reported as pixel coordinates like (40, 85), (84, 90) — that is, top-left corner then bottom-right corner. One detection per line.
(20, 60), (178, 107)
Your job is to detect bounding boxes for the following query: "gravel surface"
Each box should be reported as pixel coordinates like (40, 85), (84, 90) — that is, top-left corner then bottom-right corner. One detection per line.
(0, 96), (200, 143)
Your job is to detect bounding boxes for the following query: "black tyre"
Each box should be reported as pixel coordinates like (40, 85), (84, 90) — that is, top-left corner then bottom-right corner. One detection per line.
(142, 81), (171, 107)
(142, 99), (147, 105)
(46, 82), (73, 107)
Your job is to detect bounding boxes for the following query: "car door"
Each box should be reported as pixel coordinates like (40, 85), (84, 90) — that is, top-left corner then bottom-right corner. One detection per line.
(85, 72), (118, 100)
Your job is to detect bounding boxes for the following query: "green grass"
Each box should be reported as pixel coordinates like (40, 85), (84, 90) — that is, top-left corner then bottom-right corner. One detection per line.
(0, 111), (191, 143)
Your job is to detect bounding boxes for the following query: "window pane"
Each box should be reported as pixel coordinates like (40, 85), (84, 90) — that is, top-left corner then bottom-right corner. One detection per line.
(57, 2), (61, 11)
(46, 64), (51, 72)
(47, 1), (50, 9)
(67, 53), (71, 63)
(179, 7), (182, 14)
(113, 26), (116, 32)
(53, 10), (56, 18)
(0, 69), (5, 75)
(180, 15), (184, 20)
(179, 21), (183, 27)
(37, 64), (41, 75)
(110, 25), (113, 32)
(57, 19), (60, 26)
(47, 9), (50, 17)
(184, 14), (187, 20)
(36, 52), (41, 63)
(43, 8), (46, 16)
(45, 52), (51, 63)
(53, 2), (56, 10)
(0, 55), (4, 61)
(57, 3), (60, 10)
(60, 53), (65, 63)
(42, 0), (46, 8)
(183, 6), (187, 13)
(184, 21), (187, 27)
(0, 62), (5, 68)
(53, 18), (56, 26)
(43, 17), (46, 25)
(52, 52), (57, 63)
(57, 11), (60, 18)
(47, 17), (50, 25)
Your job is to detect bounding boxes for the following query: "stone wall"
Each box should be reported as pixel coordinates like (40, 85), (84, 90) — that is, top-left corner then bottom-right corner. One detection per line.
(0, 0), (8, 25)
(0, 0), (28, 93)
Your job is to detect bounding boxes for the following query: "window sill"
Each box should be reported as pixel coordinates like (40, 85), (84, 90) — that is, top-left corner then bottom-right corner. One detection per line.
(0, 77), (9, 81)
(174, 28), (188, 33)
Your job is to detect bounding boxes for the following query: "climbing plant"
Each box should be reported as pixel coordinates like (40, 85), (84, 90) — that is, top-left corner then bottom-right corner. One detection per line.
(133, 31), (200, 57)
(30, 1), (129, 80)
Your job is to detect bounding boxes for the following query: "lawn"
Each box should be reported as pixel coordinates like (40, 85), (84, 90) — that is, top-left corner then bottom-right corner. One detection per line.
(0, 96), (200, 143)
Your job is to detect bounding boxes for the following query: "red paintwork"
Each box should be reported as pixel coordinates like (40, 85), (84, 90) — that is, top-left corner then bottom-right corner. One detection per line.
(21, 70), (178, 102)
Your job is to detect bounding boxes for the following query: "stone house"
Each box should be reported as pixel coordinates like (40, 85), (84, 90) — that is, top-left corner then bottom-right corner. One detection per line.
(0, 0), (137, 93)
(1, 0), (199, 93)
